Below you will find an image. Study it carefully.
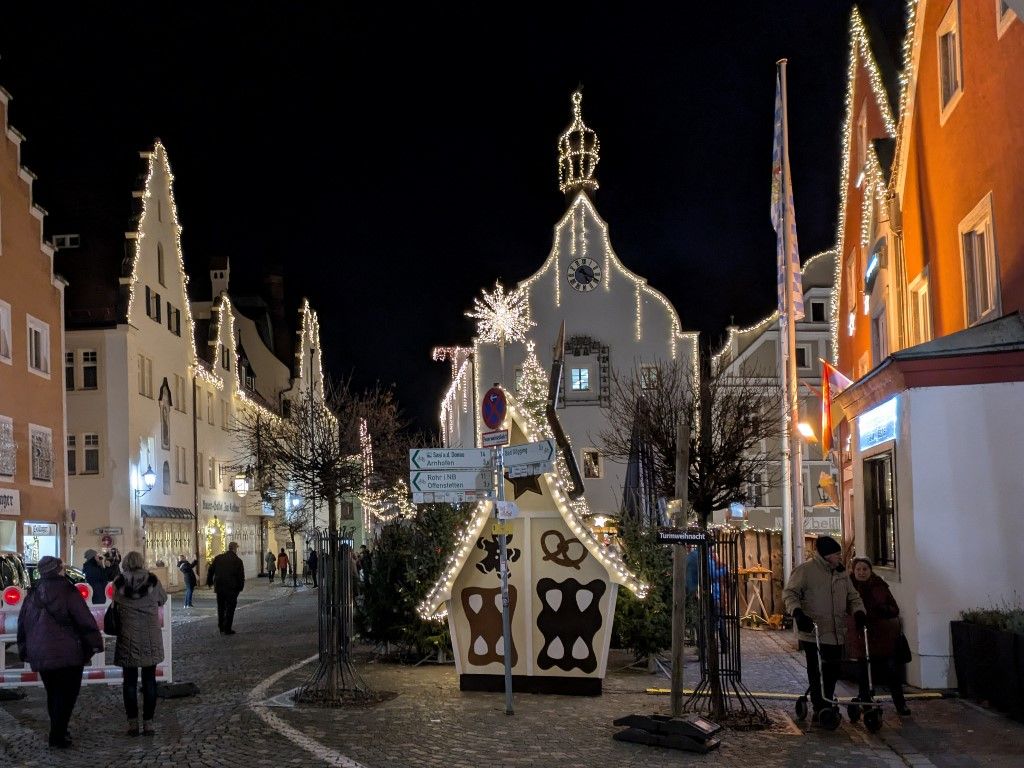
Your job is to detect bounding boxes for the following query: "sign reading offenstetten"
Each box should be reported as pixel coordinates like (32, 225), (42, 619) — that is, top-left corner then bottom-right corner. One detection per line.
(409, 470), (494, 495)
(409, 448), (493, 471)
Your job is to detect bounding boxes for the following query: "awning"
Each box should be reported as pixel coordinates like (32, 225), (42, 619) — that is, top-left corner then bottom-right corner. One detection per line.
(141, 505), (195, 520)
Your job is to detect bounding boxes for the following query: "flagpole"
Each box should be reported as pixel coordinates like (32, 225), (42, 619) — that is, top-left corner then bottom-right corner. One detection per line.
(779, 58), (805, 568)
(778, 315), (793, 584)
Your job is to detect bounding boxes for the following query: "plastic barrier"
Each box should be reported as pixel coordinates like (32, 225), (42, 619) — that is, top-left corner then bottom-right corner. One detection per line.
(0, 581), (173, 687)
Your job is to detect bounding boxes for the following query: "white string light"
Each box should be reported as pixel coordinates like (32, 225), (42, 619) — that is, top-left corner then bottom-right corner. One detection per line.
(557, 90), (600, 194)
(465, 281), (536, 346)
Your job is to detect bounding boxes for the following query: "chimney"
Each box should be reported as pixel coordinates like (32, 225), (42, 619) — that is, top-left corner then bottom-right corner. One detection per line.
(210, 255), (230, 297)
(263, 272), (291, 365)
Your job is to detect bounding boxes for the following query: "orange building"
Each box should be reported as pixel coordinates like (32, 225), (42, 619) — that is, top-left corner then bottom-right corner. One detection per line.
(836, 1), (1024, 378)
(0, 87), (68, 565)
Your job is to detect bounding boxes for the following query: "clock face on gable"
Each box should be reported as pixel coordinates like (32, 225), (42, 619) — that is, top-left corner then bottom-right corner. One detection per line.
(567, 257), (602, 292)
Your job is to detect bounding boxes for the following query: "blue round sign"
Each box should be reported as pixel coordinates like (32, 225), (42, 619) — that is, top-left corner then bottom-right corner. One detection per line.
(482, 387), (507, 430)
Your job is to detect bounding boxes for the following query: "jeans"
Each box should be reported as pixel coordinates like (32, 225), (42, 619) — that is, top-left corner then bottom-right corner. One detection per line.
(122, 665), (157, 721)
(310, 568), (317, 588)
(216, 590), (239, 632)
(39, 666), (83, 741)
(183, 583), (194, 607)
(279, 567), (287, 583)
(800, 640), (843, 711)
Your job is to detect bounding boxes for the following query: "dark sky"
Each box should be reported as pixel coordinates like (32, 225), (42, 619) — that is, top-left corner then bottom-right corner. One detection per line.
(1, 2), (904, 432)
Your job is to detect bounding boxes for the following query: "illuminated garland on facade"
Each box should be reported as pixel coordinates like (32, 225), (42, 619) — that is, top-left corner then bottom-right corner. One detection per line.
(831, 4), (918, 363)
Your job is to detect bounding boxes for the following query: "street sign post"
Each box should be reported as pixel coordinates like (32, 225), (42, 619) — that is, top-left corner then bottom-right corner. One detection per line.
(482, 387), (507, 430)
(502, 439), (555, 467)
(409, 448), (493, 471)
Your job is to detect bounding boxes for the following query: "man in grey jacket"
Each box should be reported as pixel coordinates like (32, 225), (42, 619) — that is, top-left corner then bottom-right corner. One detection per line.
(206, 542), (245, 635)
(783, 536), (866, 722)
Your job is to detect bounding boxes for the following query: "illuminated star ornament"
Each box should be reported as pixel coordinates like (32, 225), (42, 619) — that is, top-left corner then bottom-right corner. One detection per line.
(466, 281), (535, 346)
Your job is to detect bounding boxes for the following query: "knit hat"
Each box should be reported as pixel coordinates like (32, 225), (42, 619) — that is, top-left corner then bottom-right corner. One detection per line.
(814, 536), (842, 557)
(38, 556), (63, 577)
(83, 549), (97, 561)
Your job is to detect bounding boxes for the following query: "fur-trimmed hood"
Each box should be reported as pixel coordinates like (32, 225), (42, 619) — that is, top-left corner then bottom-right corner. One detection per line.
(114, 569), (159, 598)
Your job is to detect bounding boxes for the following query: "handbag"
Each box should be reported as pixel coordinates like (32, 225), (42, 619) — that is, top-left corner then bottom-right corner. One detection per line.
(895, 633), (912, 664)
(104, 602), (121, 636)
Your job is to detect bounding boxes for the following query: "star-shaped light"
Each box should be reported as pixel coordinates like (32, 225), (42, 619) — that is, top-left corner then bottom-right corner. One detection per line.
(466, 281), (535, 345)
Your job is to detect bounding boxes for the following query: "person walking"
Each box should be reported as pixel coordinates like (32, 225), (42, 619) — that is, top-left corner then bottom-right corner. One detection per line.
(177, 554), (198, 608)
(82, 548), (112, 604)
(112, 551), (167, 737)
(783, 536), (866, 724)
(277, 548), (290, 584)
(207, 541), (245, 634)
(307, 548), (318, 588)
(847, 557), (911, 716)
(265, 550), (276, 582)
(17, 556), (104, 748)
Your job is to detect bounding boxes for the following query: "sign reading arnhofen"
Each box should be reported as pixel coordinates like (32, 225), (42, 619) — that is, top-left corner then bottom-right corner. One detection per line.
(201, 498), (240, 514)
(0, 489), (20, 516)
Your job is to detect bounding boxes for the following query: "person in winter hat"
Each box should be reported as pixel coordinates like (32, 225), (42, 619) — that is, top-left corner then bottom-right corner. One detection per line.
(783, 536), (866, 723)
(82, 548), (113, 604)
(17, 556), (104, 748)
(112, 551), (167, 736)
(177, 554), (198, 608)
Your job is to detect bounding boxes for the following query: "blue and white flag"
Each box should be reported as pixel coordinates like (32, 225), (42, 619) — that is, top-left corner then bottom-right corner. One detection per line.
(771, 73), (804, 320)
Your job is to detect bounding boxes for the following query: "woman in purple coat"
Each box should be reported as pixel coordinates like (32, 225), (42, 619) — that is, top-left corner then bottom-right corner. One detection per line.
(846, 558), (911, 716)
(17, 556), (104, 749)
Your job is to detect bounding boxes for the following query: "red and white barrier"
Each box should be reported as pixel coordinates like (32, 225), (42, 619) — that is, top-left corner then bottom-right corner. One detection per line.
(0, 582), (173, 687)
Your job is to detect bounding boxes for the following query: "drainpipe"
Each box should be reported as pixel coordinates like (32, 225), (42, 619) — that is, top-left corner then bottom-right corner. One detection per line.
(192, 375), (200, 581)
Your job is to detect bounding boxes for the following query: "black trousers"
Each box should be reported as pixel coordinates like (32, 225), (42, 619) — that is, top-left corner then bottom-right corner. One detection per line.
(39, 666), (83, 741)
(122, 665), (157, 721)
(800, 640), (843, 711)
(857, 657), (908, 710)
(216, 591), (239, 631)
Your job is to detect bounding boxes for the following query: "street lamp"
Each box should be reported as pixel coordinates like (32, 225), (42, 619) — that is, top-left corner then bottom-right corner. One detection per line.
(135, 465), (157, 499)
(233, 466), (252, 498)
(796, 422), (818, 442)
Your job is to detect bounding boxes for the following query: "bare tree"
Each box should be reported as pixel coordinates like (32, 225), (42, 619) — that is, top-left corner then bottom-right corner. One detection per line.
(596, 357), (784, 523)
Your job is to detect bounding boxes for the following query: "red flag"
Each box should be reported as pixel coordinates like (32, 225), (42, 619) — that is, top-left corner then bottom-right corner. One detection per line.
(819, 360), (853, 455)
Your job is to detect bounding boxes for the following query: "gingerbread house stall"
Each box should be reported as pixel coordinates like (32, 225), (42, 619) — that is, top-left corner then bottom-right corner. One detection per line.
(418, 391), (645, 695)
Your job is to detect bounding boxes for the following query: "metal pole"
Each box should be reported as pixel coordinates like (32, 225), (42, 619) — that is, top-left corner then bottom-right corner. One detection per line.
(779, 58), (805, 568)
(671, 414), (690, 717)
(496, 443), (514, 715)
(778, 316), (793, 584)
(192, 376), (201, 581)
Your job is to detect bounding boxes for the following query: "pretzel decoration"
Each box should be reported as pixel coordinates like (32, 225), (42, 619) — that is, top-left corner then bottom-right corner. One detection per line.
(540, 529), (587, 570)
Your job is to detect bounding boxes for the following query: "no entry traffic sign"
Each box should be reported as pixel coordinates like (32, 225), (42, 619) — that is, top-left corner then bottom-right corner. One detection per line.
(482, 387), (507, 430)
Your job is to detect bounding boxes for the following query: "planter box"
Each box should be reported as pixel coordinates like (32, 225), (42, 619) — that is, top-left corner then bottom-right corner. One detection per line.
(950, 621), (1024, 722)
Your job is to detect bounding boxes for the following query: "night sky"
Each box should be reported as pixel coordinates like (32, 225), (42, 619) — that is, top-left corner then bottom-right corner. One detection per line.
(1, 2), (903, 432)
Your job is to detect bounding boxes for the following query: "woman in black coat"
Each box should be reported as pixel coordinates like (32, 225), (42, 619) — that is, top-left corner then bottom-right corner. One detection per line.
(17, 556), (104, 748)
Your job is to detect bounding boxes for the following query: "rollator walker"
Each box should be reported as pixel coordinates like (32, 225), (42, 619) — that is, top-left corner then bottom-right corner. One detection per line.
(794, 623), (883, 733)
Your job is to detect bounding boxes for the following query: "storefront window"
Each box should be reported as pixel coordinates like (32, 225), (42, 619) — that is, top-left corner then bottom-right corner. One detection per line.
(864, 452), (897, 568)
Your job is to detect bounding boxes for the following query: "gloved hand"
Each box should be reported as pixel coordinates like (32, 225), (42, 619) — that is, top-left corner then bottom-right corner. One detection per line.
(792, 608), (815, 633)
(854, 610), (867, 633)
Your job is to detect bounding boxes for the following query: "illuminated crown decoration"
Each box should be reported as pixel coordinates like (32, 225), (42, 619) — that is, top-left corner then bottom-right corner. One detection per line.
(557, 90), (600, 194)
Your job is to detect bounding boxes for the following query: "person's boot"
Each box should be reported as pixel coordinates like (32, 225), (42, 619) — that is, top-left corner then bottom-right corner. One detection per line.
(126, 719), (139, 737)
(142, 719), (155, 736)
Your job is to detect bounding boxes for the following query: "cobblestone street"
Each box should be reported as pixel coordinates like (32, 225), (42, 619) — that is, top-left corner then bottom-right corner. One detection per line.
(3, 582), (1024, 767)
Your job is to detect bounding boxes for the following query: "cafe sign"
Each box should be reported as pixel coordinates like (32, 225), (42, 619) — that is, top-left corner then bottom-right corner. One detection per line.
(0, 489), (20, 516)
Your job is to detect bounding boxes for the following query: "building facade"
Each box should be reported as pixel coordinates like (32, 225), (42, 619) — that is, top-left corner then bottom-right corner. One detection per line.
(828, 3), (1024, 688)
(711, 251), (837, 534)
(0, 86), (68, 565)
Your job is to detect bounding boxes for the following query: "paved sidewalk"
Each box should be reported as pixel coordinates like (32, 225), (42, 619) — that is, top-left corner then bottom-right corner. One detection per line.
(3, 588), (1023, 767)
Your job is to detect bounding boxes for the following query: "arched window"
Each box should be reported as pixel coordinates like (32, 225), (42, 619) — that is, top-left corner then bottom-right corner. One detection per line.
(157, 243), (166, 287)
(158, 379), (172, 450)
(162, 460), (171, 495)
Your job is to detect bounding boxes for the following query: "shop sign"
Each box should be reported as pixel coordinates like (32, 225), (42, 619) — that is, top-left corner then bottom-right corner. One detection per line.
(0, 489), (20, 515)
(858, 396), (898, 451)
(201, 499), (241, 514)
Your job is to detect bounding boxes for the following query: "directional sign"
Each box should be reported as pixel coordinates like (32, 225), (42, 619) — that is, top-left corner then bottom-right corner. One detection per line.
(481, 429), (509, 448)
(492, 521), (514, 537)
(657, 529), (708, 545)
(482, 387), (507, 430)
(410, 470), (494, 495)
(412, 491), (489, 505)
(409, 448), (493, 471)
(503, 439), (556, 467)
(495, 501), (519, 520)
(506, 462), (553, 479)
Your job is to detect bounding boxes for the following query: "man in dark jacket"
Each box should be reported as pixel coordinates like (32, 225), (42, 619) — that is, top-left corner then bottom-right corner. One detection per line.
(82, 549), (112, 604)
(206, 541), (245, 635)
(17, 556), (104, 748)
(306, 548), (318, 588)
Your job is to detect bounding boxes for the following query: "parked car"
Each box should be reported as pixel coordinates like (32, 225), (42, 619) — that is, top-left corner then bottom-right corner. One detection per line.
(0, 551), (31, 591)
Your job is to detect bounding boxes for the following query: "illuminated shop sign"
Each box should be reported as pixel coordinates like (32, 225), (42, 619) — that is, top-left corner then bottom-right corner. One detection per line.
(858, 396), (898, 451)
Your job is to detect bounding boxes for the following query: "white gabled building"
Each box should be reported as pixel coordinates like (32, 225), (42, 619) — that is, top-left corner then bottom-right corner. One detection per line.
(439, 91), (698, 520)
(711, 250), (838, 533)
